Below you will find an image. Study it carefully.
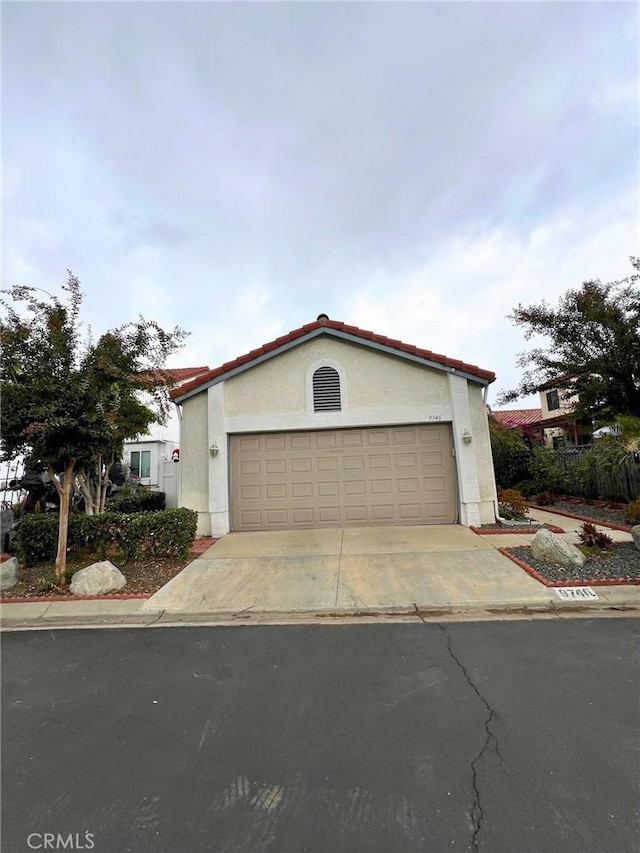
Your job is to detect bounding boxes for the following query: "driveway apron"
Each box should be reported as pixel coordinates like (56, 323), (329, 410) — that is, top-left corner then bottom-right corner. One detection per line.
(142, 525), (556, 614)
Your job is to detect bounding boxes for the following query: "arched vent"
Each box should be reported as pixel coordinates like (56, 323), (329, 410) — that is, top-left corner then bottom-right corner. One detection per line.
(313, 366), (341, 412)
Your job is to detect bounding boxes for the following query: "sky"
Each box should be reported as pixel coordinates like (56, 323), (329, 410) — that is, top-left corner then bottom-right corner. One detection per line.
(3, 1), (638, 409)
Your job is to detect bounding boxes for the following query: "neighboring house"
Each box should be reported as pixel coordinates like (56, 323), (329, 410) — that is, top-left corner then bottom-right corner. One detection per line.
(123, 366), (209, 493)
(492, 381), (592, 448)
(171, 315), (499, 537)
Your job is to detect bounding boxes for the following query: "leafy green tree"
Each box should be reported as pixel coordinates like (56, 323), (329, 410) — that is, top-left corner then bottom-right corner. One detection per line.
(499, 257), (640, 422)
(488, 415), (532, 489)
(1, 273), (187, 582)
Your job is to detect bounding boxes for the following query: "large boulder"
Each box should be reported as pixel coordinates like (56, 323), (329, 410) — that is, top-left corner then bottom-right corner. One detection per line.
(632, 525), (640, 552)
(0, 557), (19, 591)
(70, 561), (126, 596)
(531, 529), (586, 568)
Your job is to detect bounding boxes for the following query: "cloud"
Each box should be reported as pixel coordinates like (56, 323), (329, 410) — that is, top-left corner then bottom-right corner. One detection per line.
(1, 0), (637, 410)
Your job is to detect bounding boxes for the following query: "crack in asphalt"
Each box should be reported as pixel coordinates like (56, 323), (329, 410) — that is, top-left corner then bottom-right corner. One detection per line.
(414, 605), (501, 852)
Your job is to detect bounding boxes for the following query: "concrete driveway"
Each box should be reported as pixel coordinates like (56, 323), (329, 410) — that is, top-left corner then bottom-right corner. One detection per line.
(142, 525), (558, 615)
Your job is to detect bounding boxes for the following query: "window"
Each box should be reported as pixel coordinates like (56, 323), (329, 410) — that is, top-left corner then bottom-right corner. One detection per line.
(130, 450), (151, 479)
(313, 366), (341, 411)
(546, 390), (560, 411)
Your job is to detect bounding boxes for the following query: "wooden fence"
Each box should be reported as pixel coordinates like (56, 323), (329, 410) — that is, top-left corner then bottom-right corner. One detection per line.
(492, 447), (640, 502)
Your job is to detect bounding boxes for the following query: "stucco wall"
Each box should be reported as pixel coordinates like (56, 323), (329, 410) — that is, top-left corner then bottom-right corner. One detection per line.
(469, 385), (498, 523)
(180, 392), (210, 535)
(224, 337), (449, 417)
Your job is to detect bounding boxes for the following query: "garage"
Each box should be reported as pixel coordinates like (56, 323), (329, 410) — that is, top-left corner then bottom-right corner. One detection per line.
(174, 315), (498, 536)
(230, 424), (457, 530)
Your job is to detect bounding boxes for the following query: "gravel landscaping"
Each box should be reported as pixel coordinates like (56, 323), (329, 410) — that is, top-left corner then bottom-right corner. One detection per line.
(533, 498), (631, 528)
(507, 543), (640, 585)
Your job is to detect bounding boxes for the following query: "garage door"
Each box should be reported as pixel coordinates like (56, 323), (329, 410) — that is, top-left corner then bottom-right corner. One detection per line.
(230, 424), (457, 530)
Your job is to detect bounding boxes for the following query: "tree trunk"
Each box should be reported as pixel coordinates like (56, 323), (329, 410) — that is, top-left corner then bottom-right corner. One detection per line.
(77, 477), (96, 515)
(99, 455), (113, 514)
(54, 460), (75, 585)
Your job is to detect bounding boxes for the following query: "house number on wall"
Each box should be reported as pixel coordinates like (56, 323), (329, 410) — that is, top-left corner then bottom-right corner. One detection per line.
(427, 414), (443, 421)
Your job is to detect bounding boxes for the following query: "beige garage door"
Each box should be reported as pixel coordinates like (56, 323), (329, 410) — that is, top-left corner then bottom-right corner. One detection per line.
(230, 424), (457, 531)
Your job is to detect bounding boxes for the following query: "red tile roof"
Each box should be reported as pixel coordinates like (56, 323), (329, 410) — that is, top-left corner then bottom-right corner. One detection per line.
(492, 409), (543, 427)
(162, 366), (210, 382)
(172, 317), (495, 400)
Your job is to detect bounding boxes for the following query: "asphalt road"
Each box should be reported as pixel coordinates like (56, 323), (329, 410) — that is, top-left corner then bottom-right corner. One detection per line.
(2, 618), (639, 853)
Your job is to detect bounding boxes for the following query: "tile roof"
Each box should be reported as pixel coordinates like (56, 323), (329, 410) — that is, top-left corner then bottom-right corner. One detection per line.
(162, 366), (210, 382)
(172, 317), (495, 400)
(492, 409), (543, 427)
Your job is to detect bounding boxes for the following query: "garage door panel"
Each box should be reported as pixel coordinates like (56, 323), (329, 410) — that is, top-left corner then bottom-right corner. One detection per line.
(293, 508), (314, 524)
(292, 483), (313, 498)
(290, 434), (312, 450)
(344, 481), (366, 496)
(265, 460), (286, 474)
(319, 507), (341, 522)
(230, 425), (457, 530)
(345, 506), (368, 521)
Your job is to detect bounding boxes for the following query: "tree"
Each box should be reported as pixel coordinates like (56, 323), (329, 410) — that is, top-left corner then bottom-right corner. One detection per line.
(0, 273), (187, 583)
(498, 257), (640, 422)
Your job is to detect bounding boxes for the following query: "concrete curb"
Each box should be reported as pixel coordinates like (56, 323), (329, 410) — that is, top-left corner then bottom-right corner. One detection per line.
(2, 600), (638, 631)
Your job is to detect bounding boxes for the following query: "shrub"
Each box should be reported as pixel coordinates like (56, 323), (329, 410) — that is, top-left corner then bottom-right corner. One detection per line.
(625, 500), (640, 525)
(106, 488), (166, 514)
(576, 522), (613, 550)
(14, 508), (197, 566)
(114, 509), (198, 561)
(497, 487), (529, 518)
(511, 480), (535, 498)
(14, 514), (59, 566)
(533, 491), (556, 506)
(528, 446), (570, 494)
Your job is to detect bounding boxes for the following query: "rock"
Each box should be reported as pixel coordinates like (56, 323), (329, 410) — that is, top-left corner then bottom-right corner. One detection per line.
(632, 526), (640, 552)
(70, 560), (126, 596)
(531, 528), (586, 568)
(0, 557), (19, 591)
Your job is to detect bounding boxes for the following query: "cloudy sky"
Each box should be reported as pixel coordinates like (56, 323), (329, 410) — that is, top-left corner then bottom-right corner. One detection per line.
(3, 1), (638, 407)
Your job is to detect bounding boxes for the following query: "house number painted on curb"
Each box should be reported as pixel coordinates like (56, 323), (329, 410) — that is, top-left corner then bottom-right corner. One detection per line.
(554, 587), (598, 600)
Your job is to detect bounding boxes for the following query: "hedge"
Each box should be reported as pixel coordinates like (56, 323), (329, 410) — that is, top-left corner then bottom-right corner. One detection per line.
(15, 508), (198, 567)
(105, 489), (166, 513)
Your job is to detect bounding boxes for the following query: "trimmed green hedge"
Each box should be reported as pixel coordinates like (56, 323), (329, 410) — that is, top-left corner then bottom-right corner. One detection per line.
(15, 508), (198, 566)
(106, 489), (166, 513)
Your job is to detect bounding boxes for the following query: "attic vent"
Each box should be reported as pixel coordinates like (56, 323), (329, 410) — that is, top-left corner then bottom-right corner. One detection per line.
(313, 366), (341, 412)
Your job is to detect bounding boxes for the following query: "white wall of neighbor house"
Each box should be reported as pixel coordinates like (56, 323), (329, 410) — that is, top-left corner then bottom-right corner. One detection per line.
(122, 440), (178, 489)
(540, 387), (579, 419)
(178, 339), (497, 536)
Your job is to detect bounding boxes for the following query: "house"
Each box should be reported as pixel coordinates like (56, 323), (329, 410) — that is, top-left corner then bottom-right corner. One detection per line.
(171, 316), (499, 536)
(122, 366), (209, 500)
(492, 380), (592, 448)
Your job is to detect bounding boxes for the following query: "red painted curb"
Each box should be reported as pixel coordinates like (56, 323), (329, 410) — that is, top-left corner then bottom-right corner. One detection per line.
(528, 506), (632, 533)
(497, 547), (640, 587)
(470, 525), (565, 536)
